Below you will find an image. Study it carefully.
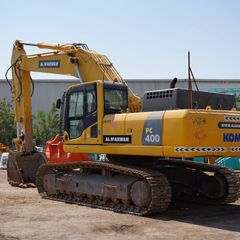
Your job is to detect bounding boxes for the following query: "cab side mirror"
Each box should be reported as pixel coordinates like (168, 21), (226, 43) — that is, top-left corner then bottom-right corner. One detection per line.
(56, 99), (62, 109)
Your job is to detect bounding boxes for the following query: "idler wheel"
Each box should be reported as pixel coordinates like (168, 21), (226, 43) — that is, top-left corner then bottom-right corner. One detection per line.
(130, 181), (151, 207)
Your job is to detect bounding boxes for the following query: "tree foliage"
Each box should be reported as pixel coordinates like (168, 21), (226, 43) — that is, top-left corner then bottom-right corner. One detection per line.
(0, 99), (16, 146)
(32, 104), (60, 146)
(0, 100), (59, 147)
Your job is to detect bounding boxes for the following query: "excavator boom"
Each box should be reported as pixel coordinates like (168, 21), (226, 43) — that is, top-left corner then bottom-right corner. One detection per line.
(8, 40), (141, 187)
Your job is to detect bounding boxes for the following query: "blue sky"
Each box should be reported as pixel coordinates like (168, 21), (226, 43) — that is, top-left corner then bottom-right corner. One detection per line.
(1, 0), (240, 79)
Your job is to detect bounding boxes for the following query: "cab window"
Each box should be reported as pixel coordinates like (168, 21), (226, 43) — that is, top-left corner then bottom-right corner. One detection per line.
(104, 87), (128, 114)
(68, 91), (84, 138)
(86, 89), (97, 114)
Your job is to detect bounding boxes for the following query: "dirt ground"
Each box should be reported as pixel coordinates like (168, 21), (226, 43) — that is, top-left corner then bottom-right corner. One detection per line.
(0, 170), (240, 240)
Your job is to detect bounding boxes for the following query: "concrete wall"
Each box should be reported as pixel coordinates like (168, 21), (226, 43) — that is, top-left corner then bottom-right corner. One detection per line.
(0, 79), (79, 113)
(1, 78), (240, 112)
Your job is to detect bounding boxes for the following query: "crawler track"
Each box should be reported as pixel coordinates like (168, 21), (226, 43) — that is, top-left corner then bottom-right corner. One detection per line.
(151, 159), (240, 204)
(36, 159), (240, 216)
(36, 161), (172, 216)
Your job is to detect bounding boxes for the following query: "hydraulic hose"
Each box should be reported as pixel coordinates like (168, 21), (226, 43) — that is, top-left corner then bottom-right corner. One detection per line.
(5, 57), (35, 100)
(13, 61), (22, 101)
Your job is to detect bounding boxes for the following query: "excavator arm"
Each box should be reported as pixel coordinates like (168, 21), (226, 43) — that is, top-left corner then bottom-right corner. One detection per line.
(11, 41), (141, 151)
(12, 41), (140, 143)
(8, 40), (141, 187)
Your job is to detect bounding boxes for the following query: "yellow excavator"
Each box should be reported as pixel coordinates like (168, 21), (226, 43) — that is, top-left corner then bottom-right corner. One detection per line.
(7, 40), (240, 215)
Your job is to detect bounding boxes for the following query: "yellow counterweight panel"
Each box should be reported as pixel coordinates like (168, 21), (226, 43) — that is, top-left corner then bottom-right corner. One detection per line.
(163, 109), (240, 157)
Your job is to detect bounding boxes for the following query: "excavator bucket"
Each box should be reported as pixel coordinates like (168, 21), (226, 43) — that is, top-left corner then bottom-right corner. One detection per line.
(7, 151), (47, 188)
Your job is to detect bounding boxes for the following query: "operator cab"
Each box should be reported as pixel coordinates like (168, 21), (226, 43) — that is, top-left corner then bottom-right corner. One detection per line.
(57, 81), (128, 141)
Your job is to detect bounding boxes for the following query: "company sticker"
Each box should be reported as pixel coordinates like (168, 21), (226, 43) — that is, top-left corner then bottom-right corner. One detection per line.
(218, 122), (240, 129)
(103, 135), (131, 144)
(223, 133), (240, 142)
(39, 60), (60, 68)
(142, 112), (163, 146)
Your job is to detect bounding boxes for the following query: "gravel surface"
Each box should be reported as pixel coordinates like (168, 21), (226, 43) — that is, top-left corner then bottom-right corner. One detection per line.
(0, 170), (240, 240)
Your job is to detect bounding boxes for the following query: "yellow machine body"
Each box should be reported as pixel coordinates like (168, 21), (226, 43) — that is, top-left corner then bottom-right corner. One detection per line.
(62, 81), (240, 158)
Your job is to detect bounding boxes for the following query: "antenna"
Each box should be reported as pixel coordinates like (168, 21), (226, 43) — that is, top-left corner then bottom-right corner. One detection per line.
(188, 51), (199, 109)
(188, 51), (193, 109)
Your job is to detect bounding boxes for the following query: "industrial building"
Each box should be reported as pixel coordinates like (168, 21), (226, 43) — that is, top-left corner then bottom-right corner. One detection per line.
(1, 78), (240, 112)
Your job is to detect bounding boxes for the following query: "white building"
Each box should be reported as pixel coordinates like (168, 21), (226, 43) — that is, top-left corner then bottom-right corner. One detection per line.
(1, 78), (240, 112)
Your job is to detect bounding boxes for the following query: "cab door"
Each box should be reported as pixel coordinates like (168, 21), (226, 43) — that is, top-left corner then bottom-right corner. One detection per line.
(64, 82), (101, 145)
(84, 83), (101, 144)
(64, 85), (85, 144)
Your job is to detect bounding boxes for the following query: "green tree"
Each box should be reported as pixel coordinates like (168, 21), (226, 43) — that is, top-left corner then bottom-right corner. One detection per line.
(32, 104), (60, 146)
(0, 99), (16, 146)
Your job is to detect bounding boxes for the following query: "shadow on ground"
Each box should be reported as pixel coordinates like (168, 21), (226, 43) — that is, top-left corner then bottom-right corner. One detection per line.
(151, 201), (240, 232)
